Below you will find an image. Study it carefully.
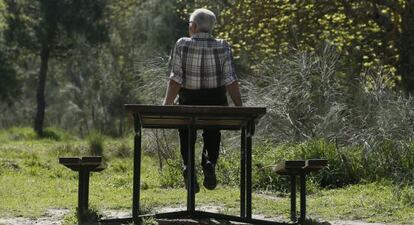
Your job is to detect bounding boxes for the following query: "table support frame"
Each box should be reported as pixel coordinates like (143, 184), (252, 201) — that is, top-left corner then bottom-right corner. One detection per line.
(112, 105), (297, 225)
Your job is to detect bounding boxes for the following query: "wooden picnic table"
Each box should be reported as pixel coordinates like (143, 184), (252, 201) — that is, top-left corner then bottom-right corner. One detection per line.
(112, 104), (289, 225)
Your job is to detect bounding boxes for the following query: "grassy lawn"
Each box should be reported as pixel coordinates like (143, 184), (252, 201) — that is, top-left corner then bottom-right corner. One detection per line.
(0, 137), (413, 224)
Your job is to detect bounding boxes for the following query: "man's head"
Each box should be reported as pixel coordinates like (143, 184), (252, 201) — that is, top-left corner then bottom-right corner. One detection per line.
(189, 8), (216, 36)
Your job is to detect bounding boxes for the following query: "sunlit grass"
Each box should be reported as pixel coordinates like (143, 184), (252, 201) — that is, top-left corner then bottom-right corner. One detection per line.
(0, 134), (413, 224)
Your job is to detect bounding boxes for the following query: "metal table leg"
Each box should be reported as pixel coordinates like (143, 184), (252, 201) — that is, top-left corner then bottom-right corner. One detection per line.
(246, 121), (254, 219)
(240, 128), (246, 218)
(290, 175), (297, 222)
(133, 114), (142, 223)
(299, 173), (306, 223)
(187, 124), (196, 212)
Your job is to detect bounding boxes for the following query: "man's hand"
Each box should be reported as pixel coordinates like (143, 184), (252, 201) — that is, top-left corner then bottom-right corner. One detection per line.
(163, 80), (181, 105)
(226, 81), (242, 106)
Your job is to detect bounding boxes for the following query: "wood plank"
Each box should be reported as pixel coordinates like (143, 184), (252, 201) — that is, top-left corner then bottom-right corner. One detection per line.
(81, 156), (102, 164)
(274, 160), (305, 175)
(59, 157), (81, 165)
(59, 157), (104, 171)
(125, 104), (266, 118)
(141, 118), (191, 126)
(303, 159), (328, 172)
(306, 159), (328, 168)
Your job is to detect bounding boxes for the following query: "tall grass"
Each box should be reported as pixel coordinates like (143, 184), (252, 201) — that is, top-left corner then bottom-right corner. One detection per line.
(87, 131), (105, 156)
(238, 44), (414, 187)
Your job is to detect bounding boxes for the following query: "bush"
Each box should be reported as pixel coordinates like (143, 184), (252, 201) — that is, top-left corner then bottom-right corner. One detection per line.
(39, 127), (74, 141)
(0, 127), (75, 142)
(110, 140), (132, 158)
(362, 140), (414, 184)
(297, 139), (364, 187)
(217, 138), (414, 192)
(0, 127), (37, 142)
(159, 159), (183, 188)
(243, 44), (414, 150)
(87, 131), (105, 156)
(400, 185), (414, 207)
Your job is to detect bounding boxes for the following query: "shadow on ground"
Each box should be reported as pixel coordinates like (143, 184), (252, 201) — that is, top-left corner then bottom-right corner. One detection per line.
(95, 218), (333, 225)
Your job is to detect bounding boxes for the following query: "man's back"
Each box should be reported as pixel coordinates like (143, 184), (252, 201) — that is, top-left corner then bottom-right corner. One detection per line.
(169, 33), (237, 90)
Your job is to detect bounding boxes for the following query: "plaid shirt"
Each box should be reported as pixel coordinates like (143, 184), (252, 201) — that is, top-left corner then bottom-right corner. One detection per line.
(169, 33), (238, 90)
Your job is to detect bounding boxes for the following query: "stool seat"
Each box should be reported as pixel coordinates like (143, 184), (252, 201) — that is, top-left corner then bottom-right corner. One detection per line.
(59, 156), (105, 171)
(59, 156), (105, 222)
(274, 159), (328, 223)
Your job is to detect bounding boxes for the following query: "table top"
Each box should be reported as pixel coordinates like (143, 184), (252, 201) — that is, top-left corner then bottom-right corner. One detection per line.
(125, 104), (266, 129)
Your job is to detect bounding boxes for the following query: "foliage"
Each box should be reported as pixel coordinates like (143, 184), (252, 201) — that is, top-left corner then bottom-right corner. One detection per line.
(62, 207), (101, 225)
(4, 0), (109, 135)
(399, 185), (414, 207)
(180, 0), (414, 93)
(0, 48), (20, 103)
(0, 126), (73, 142)
(159, 159), (183, 188)
(87, 131), (105, 156)
(40, 127), (73, 141)
(243, 44), (414, 148)
(0, 127), (37, 142)
(0, 0), (6, 31)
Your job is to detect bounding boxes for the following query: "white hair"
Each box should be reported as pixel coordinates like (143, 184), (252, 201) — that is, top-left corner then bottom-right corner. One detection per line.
(189, 8), (216, 33)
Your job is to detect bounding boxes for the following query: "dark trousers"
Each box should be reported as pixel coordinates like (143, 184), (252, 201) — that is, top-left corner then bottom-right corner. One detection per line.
(178, 86), (228, 168)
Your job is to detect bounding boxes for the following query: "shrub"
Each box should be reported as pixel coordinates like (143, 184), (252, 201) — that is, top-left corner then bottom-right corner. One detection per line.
(87, 131), (105, 156)
(112, 140), (132, 158)
(159, 159), (183, 188)
(400, 185), (414, 207)
(297, 139), (364, 187)
(0, 127), (37, 142)
(362, 140), (414, 184)
(0, 159), (20, 175)
(39, 127), (73, 141)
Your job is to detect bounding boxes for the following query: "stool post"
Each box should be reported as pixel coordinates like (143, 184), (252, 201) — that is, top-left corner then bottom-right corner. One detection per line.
(240, 128), (246, 218)
(290, 175), (296, 222)
(78, 169), (90, 221)
(299, 173), (306, 223)
(133, 114), (142, 223)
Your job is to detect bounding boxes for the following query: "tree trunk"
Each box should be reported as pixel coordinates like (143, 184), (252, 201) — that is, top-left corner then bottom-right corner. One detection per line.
(398, 1), (414, 95)
(34, 45), (50, 136)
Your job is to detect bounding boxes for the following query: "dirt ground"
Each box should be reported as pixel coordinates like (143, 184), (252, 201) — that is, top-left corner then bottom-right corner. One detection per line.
(0, 207), (391, 225)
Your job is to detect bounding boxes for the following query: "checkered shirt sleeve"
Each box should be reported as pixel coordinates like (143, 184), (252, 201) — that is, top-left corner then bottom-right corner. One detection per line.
(169, 38), (184, 85)
(222, 41), (237, 86)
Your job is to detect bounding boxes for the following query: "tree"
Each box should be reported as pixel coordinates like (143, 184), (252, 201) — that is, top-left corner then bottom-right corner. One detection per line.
(180, 0), (414, 94)
(5, 0), (108, 135)
(101, 0), (185, 135)
(0, 0), (20, 104)
(0, 50), (20, 103)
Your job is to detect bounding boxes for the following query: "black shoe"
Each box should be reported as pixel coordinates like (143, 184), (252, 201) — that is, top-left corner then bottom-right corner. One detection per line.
(203, 162), (217, 190)
(183, 169), (200, 193)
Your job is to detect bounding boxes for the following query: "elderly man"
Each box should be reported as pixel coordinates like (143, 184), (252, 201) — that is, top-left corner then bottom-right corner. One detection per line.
(163, 8), (242, 192)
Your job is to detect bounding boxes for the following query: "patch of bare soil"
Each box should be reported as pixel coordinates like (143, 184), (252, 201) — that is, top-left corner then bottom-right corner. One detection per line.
(0, 207), (392, 225)
(328, 221), (391, 225)
(0, 209), (69, 225)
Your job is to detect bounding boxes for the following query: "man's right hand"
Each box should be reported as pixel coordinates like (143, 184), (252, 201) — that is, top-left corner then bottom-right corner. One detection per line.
(226, 81), (242, 106)
(163, 80), (181, 105)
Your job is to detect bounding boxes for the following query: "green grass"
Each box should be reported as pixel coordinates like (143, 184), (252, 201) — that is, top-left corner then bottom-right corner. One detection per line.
(0, 132), (413, 224)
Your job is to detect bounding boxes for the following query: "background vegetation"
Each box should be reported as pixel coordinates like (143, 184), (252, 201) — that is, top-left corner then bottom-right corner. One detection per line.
(1, 0), (414, 224)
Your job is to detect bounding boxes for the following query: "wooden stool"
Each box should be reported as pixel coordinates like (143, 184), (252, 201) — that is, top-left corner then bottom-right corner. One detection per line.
(59, 156), (105, 221)
(275, 159), (328, 223)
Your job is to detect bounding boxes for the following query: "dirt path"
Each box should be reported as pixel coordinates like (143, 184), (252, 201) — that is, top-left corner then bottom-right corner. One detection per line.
(0, 209), (69, 225)
(0, 207), (392, 225)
